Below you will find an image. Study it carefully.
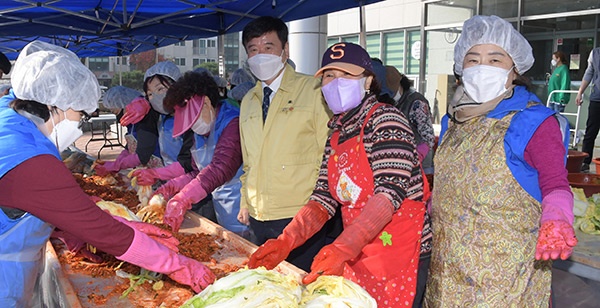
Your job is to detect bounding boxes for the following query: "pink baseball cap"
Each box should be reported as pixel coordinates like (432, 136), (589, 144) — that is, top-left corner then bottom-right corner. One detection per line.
(173, 95), (205, 137)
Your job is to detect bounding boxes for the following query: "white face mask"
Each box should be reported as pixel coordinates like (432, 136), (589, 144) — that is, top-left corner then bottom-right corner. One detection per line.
(48, 111), (83, 152)
(321, 77), (367, 114)
(247, 50), (285, 81)
(191, 108), (214, 135)
(149, 92), (169, 115)
(461, 65), (513, 103)
(551, 59), (557, 67)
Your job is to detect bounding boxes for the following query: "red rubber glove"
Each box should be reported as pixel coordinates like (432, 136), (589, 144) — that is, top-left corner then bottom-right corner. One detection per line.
(112, 216), (179, 252)
(535, 190), (578, 260)
(303, 194), (394, 284)
(132, 163), (186, 186)
(116, 222), (216, 292)
(120, 97), (151, 126)
(51, 230), (104, 263)
(155, 173), (196, 200)
(248, 201), (330, 270)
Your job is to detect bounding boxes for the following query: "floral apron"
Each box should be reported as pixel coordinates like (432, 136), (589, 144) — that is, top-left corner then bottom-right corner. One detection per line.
(425, 113), (551, 307)
(328, 104), (426, 307)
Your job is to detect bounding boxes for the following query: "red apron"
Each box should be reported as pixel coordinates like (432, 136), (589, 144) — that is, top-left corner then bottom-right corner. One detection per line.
(328, 104), (426, 307)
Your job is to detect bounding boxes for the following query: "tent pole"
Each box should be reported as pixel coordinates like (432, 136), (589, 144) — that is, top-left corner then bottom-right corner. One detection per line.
(359, 1), (366, 48)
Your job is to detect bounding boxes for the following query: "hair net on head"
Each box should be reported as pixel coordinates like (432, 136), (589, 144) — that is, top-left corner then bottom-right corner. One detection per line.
(213, 76), (228, 88)
(228, 81), (254, 101)
(454, 15), (534, 76)
(12, 41), (100, 114)
(144, 61), (182, 82)
(230, 68), (254, 86)
(192, 67), (213, 76)
(103, 86), (142, 109)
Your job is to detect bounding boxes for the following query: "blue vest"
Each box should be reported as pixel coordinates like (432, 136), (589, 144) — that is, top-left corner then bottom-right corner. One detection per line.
(0, 106), (59, 306)
(191, 101), (247, 233)
(440, 86), (569, 202)
(0, 88), (15, 108)
(158, 114), (183, 166)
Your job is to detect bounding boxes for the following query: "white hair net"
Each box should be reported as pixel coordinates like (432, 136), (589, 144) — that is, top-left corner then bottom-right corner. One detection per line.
(454, 15), (534, 76)
(144, 61), (182, 82)
(103, 86), (142, 109)
(213, 76), (228, 88)
(230, 68), (254, 86)
(228, 81), (255, 101)
(12, 40), (100, 114)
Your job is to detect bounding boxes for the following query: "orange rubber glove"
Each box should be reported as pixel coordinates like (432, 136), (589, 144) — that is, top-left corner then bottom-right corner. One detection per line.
(535, 190), (578, 260)
(120, 97), (151, 126)
(248, 201), (330, 270)
(303, 194), (394, 284)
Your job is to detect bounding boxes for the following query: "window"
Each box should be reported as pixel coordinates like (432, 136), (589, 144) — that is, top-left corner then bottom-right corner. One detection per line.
(197, 39), (207, 54)
(207, 40), (216, 48)
(407, 31), (421, 75)
(327, 38), (340, 47)
(193, 59), (200, 67)
(383, 31), (404, 72)
(366, 34), (381, 59)
(88, 57), (109, 71)
(174, 58), (186, 66)
(174, 41), (186, 46)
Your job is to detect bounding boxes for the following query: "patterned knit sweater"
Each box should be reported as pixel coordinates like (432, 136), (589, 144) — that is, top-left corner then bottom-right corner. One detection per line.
(310, 94), (432, 255)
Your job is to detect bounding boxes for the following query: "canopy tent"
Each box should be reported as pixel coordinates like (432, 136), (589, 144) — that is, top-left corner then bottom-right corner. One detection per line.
(0, 0), (382, 59)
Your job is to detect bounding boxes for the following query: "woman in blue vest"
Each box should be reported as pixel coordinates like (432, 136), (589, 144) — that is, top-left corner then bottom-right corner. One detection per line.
(152, 71), (249, 238)
(425, 15), (577, 306)
(0, 41), (214, 307)
(94, 62), (191, 179)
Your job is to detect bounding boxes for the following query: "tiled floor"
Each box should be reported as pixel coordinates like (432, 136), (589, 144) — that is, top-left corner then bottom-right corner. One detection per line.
(74, 124), (125, 161)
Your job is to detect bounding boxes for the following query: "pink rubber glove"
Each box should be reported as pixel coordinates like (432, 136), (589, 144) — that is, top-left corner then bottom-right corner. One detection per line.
(116, 224), (216, 292)
(132, 163), (186, 186)
(155, 173), (196, 200)
(303, 194), (394, 284)
(164, 178), (208, 232)
(51, 230), (104, 263)
(248, 201), (330, 270)
(120, 97), (151, 126)
(416, 143), (430, 163)
(535, 190), (578, 260)
(112, 216), (179, 252)
(94, 150), (141, 176)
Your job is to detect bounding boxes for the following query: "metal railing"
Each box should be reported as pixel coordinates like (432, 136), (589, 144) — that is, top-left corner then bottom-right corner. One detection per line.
(546, 90), (582, 148)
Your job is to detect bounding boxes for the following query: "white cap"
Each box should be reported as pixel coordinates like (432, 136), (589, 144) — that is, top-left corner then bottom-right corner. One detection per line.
(454, 15), (534, 76)
(192, 67), (213, 76)
(12, 40), (100, 114)
(103, 86), (142, 109)
(144, 61), (182, 82)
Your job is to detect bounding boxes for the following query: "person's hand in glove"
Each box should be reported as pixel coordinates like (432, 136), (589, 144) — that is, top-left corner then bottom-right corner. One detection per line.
(132, 163), (186, 186)
(120, 97), (151, 126)
(164, 177), (209, 232)
(535, 189), (578, 261)
(94, 150), (140, 176)
(51, 230), (104, 263)
(248, 201), (330, 270)
(302, 194), (394, 284)
(116, 219), (216, 292)
(112, 216), (179, 252)
(155, 173), (196, 200)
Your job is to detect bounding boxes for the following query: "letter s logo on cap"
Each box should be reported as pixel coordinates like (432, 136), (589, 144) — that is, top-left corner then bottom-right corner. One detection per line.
(330, 43), (346, 60)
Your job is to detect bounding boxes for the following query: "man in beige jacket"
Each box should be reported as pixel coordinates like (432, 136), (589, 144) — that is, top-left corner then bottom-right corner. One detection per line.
(237, 16), (332, 271)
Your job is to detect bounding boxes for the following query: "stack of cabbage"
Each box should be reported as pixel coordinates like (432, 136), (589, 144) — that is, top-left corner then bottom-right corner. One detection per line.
(573, 187), (600, 234)
(180, 267), (376, 308)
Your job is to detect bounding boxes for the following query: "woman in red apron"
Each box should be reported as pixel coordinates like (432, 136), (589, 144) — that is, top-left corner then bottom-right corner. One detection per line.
(248, 42), (429, 307)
